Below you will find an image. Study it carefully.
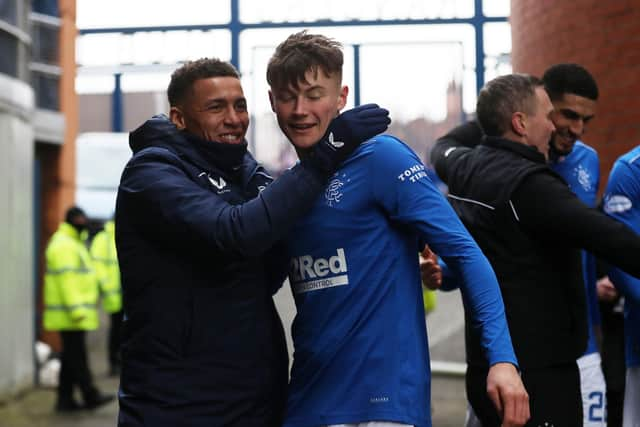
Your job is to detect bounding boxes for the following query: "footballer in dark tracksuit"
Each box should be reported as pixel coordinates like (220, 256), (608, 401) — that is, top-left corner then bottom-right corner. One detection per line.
(115, 110), (388, 426)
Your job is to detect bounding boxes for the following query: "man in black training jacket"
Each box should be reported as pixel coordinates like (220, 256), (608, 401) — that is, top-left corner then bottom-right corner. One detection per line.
(431, 73), (640, 427)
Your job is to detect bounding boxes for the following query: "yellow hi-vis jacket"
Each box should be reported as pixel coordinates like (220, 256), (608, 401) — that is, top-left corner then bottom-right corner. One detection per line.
(90, 220), (122, 314)
(43, 222), (99, 331)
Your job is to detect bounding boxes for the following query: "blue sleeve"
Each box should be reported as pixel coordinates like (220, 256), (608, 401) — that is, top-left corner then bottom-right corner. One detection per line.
(604, 160), (640, 303)
(609, 269), (640, 303)
(592, 150), (601, 198)
(118, 148), (326, 257)
(583, 149), (602, 324)
(438, 257), (462, 292)
(370, 136), (518, 367)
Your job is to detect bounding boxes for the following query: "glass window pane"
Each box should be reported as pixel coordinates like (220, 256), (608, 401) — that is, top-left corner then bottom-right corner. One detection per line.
(241, 23), (475, 172)
(31, 0), (59, 16)
(240, 0), (474, 23)
(77, 30), (231, 67)
(483, 0), (509, 17)
(483, 22), (511, 83)
(77, 0), (229, 29)
(33, 71), (60, 110)
(32, 21), (59, 64)
(0, 30), (18, 77)
(0, 0), (17, 26)
(360, 42), (465, 166)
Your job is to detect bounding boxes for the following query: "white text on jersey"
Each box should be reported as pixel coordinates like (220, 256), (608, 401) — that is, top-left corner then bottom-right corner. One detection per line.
(290, 248), (349, 294)
(397, 164), (428, 183)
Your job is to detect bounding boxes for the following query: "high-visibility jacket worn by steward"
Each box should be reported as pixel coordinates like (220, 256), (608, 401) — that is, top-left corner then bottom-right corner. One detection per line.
(90, 220), (122, 313)
(43, 222), (99, 331)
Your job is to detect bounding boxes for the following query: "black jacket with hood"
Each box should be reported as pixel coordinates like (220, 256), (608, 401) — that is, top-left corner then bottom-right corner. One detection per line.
(115, 116), (326, 427)
(431, 121), (640, 370)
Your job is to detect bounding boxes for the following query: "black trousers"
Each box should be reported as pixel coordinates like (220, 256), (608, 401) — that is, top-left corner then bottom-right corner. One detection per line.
(108, 311), (124, 369)
(600, 300), (626, 427)
(467, 362), (582, 427)
(58, 330), (98, 403)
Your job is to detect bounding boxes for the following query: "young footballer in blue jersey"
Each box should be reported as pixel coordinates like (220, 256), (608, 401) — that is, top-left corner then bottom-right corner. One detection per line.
(550, 141), (607, 426)
(266, 31), (529, 427)
(603, 146), (640, 427)
(544, 63), (606, 427)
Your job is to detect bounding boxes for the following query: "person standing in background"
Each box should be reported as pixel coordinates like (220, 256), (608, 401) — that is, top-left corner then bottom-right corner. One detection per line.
(90, 218), (123, 377)
(43, 206), (114, 412)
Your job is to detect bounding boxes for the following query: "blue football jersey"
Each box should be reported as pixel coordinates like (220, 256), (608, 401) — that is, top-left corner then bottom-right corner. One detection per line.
(283, 135), (516, 427)
(604, 145), (640, 367)
(550, 141), (601, 356)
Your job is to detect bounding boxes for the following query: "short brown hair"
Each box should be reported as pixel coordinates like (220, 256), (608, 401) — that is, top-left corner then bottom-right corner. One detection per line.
(167, 58), (239, 106)
(477, 73), (543, 137)
(267, 31), (343, 92)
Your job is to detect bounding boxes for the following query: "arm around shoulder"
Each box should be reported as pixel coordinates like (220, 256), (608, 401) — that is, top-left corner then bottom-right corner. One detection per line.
(117, 147), (328, 257)
(430, 121), (481, 183)
(512, 171), (640, 278)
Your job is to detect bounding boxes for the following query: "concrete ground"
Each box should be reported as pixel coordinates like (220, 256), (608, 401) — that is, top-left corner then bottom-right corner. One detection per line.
(0, 288), (469, 427)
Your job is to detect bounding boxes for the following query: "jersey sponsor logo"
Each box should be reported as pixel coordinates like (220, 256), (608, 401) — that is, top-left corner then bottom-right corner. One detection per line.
(604, 194), (633, 214)
(397, 163), (428, 183)
(289, 248), (349, 294)
(573, 164), (594, 192)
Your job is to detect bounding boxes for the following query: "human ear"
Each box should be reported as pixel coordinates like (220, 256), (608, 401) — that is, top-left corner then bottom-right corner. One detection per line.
(268, 90), (276, 113)
(336, 85), (348, 112)
(511, 112), (526, 136)
(169, 106), (186, 130)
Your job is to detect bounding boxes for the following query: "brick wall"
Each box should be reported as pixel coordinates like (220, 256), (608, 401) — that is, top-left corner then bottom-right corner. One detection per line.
(510, 0), (640, 192)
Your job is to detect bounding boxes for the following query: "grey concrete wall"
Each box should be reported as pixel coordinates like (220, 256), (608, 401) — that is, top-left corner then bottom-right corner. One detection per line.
(0, 74), (35, 400)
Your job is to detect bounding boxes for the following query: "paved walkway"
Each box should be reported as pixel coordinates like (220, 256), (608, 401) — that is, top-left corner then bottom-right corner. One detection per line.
(0, 346), (119, 427)
(0, 288), (469, 427)
(0, 374), (466, 427)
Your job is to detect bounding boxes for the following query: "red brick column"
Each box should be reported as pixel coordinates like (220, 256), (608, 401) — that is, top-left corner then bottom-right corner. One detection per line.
(510, 0), (640, 192)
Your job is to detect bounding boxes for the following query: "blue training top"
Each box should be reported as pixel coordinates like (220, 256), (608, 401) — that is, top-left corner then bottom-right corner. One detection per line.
(549, 141), (601, 356)
(283, 135), (517, 427)
(604, 145), (640, 368)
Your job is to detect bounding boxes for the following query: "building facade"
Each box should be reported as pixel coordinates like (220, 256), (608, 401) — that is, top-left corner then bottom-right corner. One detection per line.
(0, 0), (78, 399)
